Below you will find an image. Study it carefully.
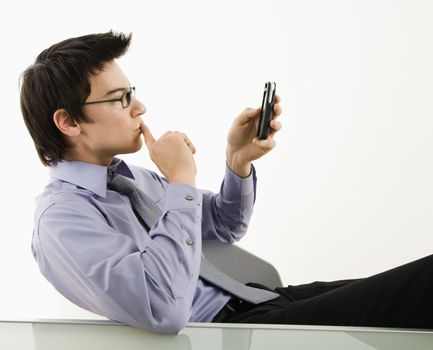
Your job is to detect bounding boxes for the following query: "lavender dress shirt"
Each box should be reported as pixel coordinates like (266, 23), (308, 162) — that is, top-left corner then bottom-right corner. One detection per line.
(31, 158), (257, 333)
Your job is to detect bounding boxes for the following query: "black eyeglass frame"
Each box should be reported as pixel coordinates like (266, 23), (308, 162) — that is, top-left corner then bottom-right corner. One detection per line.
(83, 86), (136, 109)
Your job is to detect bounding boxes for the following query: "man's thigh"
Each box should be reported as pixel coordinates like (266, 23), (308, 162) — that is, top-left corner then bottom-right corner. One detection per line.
(275, 278), (361, 301)
(223, 279), (361, 323)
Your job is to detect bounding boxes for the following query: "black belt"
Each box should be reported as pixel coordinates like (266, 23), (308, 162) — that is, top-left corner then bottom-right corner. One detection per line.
(212, 297), (248, 322)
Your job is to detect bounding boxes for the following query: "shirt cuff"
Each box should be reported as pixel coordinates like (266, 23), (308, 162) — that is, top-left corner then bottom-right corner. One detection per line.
(163, 183), (203, 219)
(224, 163), (256, 199)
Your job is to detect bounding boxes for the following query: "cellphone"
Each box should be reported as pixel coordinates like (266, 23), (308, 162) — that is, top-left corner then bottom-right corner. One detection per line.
(257, 82), (276, 140)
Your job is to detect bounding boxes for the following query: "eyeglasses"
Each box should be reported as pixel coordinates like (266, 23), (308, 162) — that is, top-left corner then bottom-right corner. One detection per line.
(84, 86), (136, 109)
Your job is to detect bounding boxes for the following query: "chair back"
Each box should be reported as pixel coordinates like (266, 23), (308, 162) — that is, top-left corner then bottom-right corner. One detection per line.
(202, 240), (283, 289)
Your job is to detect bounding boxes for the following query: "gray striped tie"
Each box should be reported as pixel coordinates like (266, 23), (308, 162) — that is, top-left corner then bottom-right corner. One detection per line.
(108, 174), (279, 304)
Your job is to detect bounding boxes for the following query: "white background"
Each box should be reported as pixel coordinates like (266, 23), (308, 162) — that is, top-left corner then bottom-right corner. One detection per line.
(1, 0), (432, 319)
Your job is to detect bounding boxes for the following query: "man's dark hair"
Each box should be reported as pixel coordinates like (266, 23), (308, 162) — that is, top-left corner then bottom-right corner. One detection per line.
(20, 31), (132, 166)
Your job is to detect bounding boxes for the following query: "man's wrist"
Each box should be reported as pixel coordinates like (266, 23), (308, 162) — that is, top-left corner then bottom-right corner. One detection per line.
(226, 157), (252, 178)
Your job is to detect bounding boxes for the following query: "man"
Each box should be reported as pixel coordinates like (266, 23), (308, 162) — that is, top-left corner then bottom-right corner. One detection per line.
(21, 31), (432, 334)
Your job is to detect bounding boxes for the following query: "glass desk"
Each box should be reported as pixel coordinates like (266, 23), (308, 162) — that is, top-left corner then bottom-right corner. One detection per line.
(1, 319), (433, 350)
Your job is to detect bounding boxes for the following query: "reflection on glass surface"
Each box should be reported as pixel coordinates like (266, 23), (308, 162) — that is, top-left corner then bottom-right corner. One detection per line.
(1, 320), (433, 350)
(33, 323), (192, 350)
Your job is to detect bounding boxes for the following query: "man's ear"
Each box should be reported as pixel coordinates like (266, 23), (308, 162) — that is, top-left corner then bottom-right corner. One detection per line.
(53, 109), (81, 137)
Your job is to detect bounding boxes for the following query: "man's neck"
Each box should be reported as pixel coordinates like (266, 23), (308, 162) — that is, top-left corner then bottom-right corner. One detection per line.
(66, 152), (115, 167)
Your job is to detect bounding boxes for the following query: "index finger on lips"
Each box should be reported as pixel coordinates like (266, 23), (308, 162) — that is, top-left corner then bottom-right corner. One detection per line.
(140, 121), (156, 147)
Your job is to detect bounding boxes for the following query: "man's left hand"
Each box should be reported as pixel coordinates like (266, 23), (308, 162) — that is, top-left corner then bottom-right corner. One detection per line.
(226, 95), (282, 177)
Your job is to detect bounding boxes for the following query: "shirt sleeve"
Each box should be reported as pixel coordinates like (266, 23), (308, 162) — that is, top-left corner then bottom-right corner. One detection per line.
(33, 185), (202, 334)
(200, 163), (257, 242)
(142, 163), (257, 243)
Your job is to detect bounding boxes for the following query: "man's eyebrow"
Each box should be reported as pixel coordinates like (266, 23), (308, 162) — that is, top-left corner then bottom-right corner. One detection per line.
(103, 87), (129, 97)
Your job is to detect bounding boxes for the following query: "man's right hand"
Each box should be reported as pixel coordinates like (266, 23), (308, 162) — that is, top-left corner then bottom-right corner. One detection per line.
(140, 121), (197, 187)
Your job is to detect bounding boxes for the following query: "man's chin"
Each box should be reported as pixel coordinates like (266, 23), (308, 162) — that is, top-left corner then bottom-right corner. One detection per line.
(120, 140), (144, 155)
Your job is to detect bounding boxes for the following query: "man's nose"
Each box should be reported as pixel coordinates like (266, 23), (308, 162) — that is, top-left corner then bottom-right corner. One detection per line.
(131, 97), (146, 117)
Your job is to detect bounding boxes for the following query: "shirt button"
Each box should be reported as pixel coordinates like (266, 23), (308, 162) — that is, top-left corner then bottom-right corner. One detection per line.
(186, 239), (193, 245)
(185, 194), (194, 201)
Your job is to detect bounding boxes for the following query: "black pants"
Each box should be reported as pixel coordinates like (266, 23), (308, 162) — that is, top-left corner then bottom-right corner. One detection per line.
(213, 253), (433, 328)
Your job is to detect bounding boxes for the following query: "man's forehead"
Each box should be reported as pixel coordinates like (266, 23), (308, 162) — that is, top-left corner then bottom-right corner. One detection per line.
(89, 61), (129, 94)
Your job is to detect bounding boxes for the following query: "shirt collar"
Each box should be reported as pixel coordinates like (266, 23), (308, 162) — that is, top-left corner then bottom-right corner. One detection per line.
(49, 158), (135, 198)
